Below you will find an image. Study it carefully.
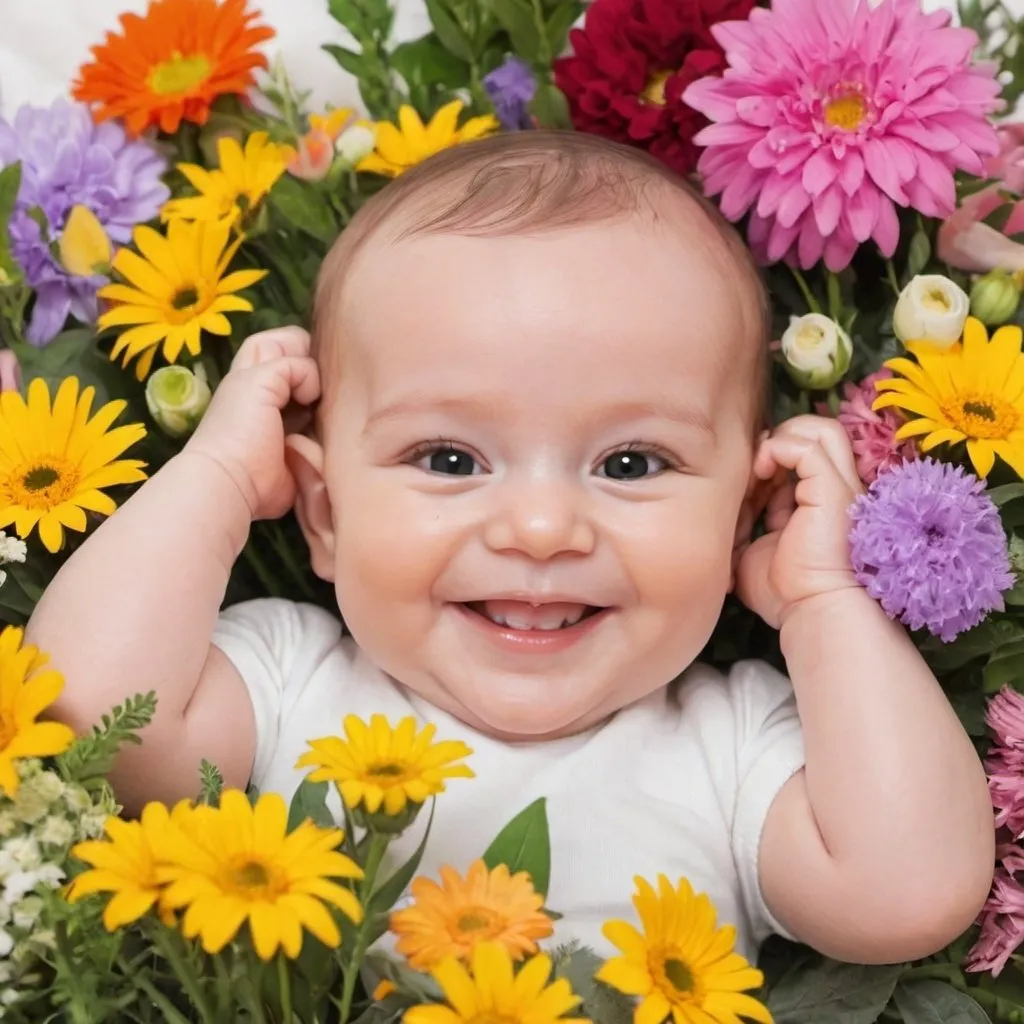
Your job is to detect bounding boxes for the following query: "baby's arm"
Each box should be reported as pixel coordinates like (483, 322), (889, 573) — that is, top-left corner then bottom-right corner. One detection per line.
(737, 417), (994, 963)
(26, 327), (319, 813)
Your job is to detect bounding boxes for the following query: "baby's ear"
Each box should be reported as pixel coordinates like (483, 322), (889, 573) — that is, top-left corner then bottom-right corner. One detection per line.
(285, 434), (336, 581)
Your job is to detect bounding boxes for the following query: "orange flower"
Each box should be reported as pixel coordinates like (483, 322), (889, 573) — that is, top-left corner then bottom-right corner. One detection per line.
(73, 0), (274, 136)
(390, 860), (553, 970)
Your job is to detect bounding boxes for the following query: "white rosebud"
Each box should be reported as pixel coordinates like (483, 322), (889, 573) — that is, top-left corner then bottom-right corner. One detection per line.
(336, 123), (376, 167)
(145, 364), (212, 438)
(780, 313), (853, 389)
(892, 274), (969, 349)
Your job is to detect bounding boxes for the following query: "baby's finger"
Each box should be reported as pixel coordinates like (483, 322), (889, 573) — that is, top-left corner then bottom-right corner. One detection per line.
(764, 477), (796, 533)
(769, 415), (862, 496)
(757, 435), (854, 510)
(231, 355), (320, 409)
(231, 326), (312, 371)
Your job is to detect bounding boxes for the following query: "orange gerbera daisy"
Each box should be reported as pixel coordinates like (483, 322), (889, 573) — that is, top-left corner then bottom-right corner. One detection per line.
(73, 0), (274, 136)
(390, 860), (553, 970)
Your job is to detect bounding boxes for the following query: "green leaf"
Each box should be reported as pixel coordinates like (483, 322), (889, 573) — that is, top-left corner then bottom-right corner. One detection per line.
(991, 482), (1024, 506)
(530, 82), (572, 129)
(984, 641), (1024, 691)
(0, 163), (23, 285)
(425, 0), (476, 61)
(766, 959), (903, 1024)
(482, 797), (551, 898)
(366, 802), (436, 944)
(269, 175), (338, 244)
(197, 760), (224, 807)
(554, 946), (634, 1024)
(907, 230), (932, 279)
(892, 980), (991, 1024)
(323, 42), (367, 77)
(545, 2), (584, 54)
(391, 37), (471, 89)
(287, 778), (335, 832)
(486, 0), (543, 60)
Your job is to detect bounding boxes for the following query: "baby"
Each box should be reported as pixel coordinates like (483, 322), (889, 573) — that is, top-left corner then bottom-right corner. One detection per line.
(29, 130), (994, 966)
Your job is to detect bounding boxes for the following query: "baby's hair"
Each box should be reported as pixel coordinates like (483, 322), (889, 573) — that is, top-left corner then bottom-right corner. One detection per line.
(311, 130), (771, 426)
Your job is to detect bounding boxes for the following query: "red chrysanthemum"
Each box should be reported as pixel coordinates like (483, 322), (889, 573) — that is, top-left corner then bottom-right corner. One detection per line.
(553, 0), (755, 176)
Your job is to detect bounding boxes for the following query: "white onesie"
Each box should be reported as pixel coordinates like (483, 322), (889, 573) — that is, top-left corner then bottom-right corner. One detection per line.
(212, 598), (806, 960)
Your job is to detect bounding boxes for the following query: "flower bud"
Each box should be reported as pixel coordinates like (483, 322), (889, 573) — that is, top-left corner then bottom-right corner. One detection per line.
(970, 268), (1022, 326)
(287, 130), (334, 182)
(892, 274), (969, 349)
(336, 124), (376, 168)
(58, 205), (111, 278)
(145, 365), (211, 438)
(780, 313), (852, 389)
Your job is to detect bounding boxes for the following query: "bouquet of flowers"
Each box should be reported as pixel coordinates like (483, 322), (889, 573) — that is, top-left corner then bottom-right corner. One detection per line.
(4, 0), (1024, 1019)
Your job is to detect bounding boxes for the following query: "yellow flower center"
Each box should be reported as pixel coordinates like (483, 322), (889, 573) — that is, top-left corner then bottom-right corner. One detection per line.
(6, 458), (80, 511)
(166, 282), (213, 325)
(941, 391), (1020, 440)
(148, 53), (212, 97)
(455, 907), (503, 938)
(641, 69), (672, 106)
(368, 762), (407, 780)
(221, 856), (283, 901)
(824, 92), (867, 132)
(921, 287), (952, 313)
(172, 286), (200, 311)
(651, 950), (704, 1007)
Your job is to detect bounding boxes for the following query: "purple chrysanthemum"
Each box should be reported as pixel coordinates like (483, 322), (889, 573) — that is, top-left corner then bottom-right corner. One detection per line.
(849, 457), (1014, 642)
(0, 100), (169, 346)
(483, 57), (537, 131)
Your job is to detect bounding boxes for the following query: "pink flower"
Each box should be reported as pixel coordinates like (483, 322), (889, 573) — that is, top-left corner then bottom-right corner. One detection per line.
(986, 688), (1024, 837)
(0, 351), (19, 393)
(682, 0), (1001, 272)
(938, 124), (1024, 273)
(967, 859), (1024, 976)
(824, 370), (918, 484)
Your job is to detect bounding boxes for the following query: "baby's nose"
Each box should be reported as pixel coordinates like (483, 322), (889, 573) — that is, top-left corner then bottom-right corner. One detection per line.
(482, 478), (596, 560)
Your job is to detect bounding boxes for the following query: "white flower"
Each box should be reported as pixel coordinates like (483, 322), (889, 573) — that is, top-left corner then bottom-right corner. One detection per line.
(336, 123), (377, 167)
(0, 987), (17, 1006)
(0, 535), (26, 566)
(780, 313), (853, 389)
(145, 364), (212, 438)
(4, 839), (39, 872)
(12, 896), (41, 931)
(23, 771), (63, 806)
(892, 274), (969, 349)
(4, 872), (39, 903)
(80, 810), (108, 839)
(37, 817), (74, 849)
(62, 785), (91, 815)
(0, 933), (12, 959)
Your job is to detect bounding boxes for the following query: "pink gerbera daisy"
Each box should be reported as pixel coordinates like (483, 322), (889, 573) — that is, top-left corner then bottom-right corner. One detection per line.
(682, 0), (1002, 271)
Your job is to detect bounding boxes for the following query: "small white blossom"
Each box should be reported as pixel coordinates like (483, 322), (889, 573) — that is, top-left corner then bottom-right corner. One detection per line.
(62, 785), (91, 815)
(0, 816), (15, 841)
(12, 897), (41, 931)
(0, 535), (26, 565)
(0, 987), (17, 1006)
(4, 838), (40, 872)
(37, 816), (74, 849)
(0, 933), (12, 959)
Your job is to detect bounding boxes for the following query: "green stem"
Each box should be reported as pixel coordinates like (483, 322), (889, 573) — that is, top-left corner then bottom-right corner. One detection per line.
(885, 258), (902, 298)
(338, 832), (391, 1024)
(278, 952), (294, 1023)
(789, 266), (822, 314)
(151, 926), (216, 1024)
(901, 962), (966, 982)
(134, 975), (194, 1024)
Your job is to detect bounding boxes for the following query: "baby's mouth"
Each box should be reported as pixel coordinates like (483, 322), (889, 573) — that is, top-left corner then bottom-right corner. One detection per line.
(463, 600), (603, 632)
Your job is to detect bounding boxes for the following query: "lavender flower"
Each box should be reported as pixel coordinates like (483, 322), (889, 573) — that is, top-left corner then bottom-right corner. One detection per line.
(0, 100), (169, 346)
(483, 57), (537, 131)
(848, 458), (1014, 642)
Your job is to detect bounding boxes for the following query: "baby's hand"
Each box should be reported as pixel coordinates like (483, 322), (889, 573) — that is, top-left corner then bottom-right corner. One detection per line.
(186, 326), (320, 521)
(735, 415), (863, 629)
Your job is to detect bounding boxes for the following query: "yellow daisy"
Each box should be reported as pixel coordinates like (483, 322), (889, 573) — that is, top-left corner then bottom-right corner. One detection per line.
(157, 789), (363, 960)
(405, 941), (587, 1024)
(162, 131), (291, 225)
(391, 859), (553, 970)
(596, 875), (771, 1024)
(97, 219), (267, 380)
(874, 317), (1024, 479)
(0, 627), (74, 798)
(0, 377), (147, 552)
(296, 714), (474, 817)
(68, 802), (175, 930)
(357, 101), (498, 177)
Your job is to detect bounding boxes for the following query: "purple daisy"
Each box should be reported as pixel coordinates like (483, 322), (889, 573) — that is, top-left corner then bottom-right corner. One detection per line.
(483, 57), (537, 131)
(0, 100), (170, 346)
(849, 457), (1014, 642)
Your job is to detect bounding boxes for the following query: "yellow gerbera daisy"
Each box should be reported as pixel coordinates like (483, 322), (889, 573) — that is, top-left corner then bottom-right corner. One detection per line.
(405, 941), (587, 1024)
(157, 789), (363, 960)
(0, 377), (147, 552)
(161, 131), (291, 225)
(97, 219), (267, 380)
(0, 627), (74, 798)
(874, 317), (1024, 479)
(596, 875), (771, 1024)
(296, 714), (474, 817)
(357, 101), (498, 177)
(68, 802), (175, 930)
(391, 859), (553, 970)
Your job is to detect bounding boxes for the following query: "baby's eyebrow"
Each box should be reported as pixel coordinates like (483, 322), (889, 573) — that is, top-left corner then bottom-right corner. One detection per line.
(598, 399), (716, 440)
(362, 395), (504, 433)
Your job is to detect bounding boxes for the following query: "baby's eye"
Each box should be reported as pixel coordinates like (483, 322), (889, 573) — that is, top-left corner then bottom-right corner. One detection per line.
(414, 445), (483, 476)
(598, 450), (669, 481)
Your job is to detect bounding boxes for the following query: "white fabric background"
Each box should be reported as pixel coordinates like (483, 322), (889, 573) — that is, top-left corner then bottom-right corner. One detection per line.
(1, 0), (1019, 118)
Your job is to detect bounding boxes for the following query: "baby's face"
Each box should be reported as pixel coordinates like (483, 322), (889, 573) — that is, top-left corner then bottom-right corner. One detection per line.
(311, 215), (758, 739)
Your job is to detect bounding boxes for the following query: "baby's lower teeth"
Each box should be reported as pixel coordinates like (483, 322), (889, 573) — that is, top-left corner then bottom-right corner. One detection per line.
(489, 613), (581, 630)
